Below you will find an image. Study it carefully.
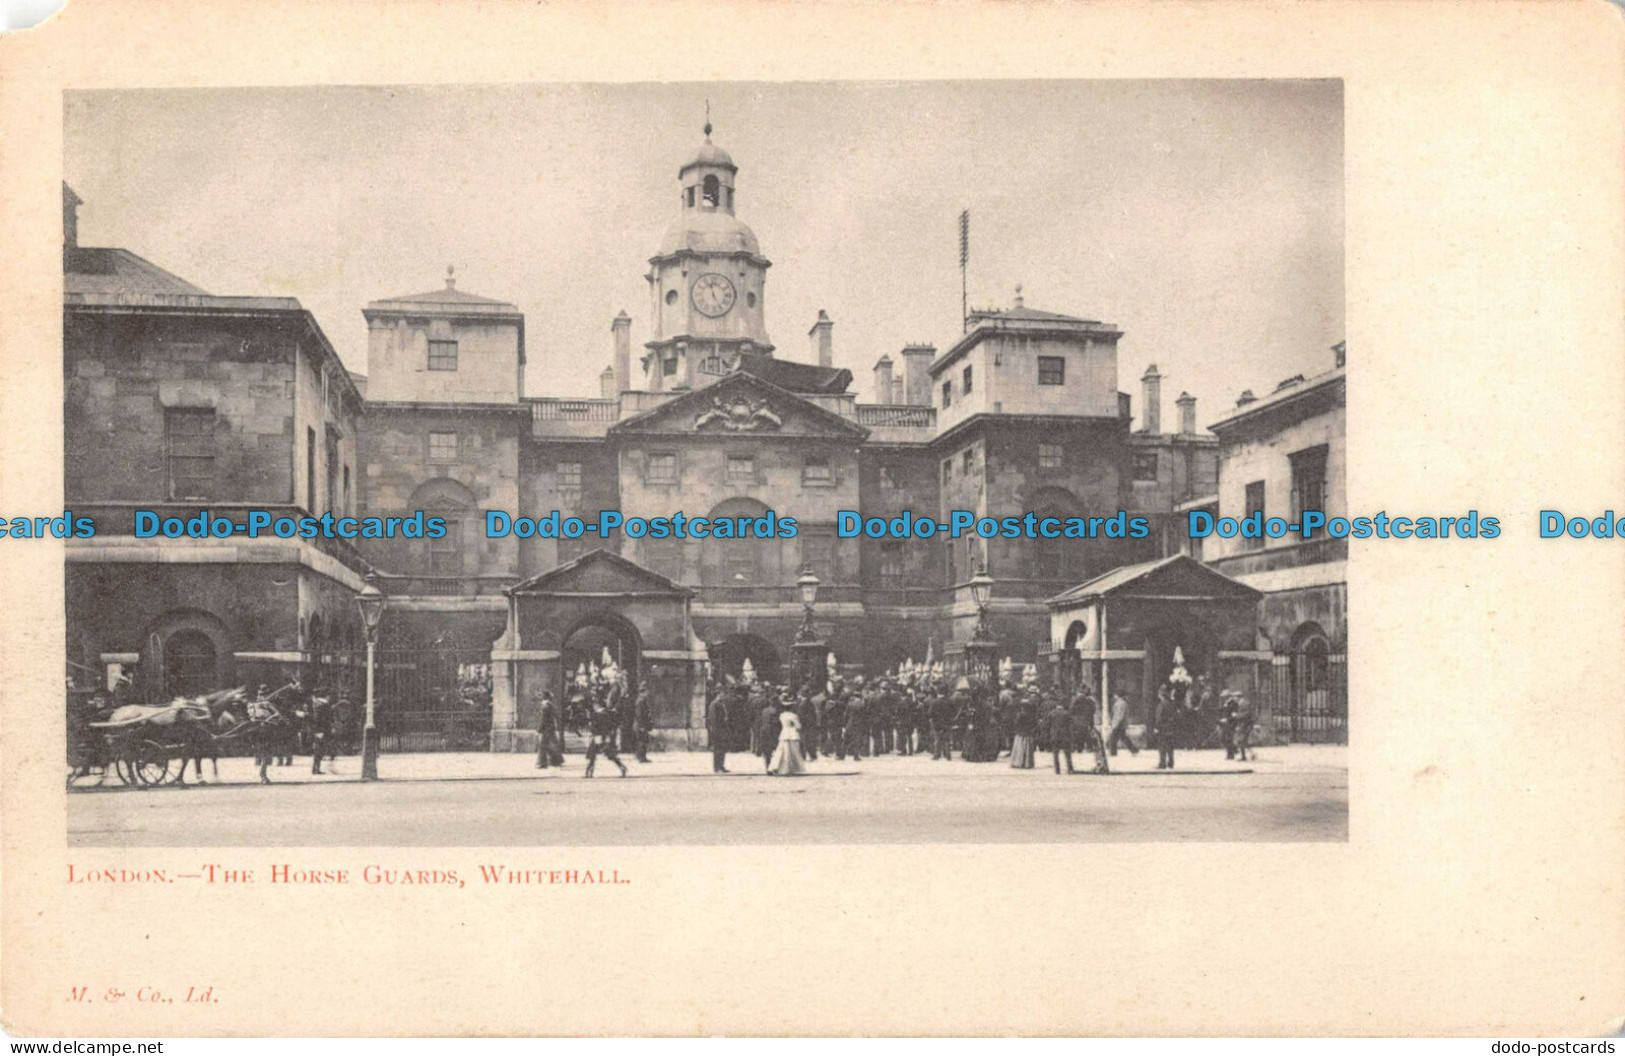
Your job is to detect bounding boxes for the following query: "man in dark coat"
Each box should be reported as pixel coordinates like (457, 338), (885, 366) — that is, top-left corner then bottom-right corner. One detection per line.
(308, 692), (333, 774)
(842, 685), (867, 761)
(798, 685), (820, 761)
(755, 696), (781, 773)
(632, 683), (652, 763)
(825, 686), (848, 760)
(535, 691), (564, 768)
(706, 686), (731, 774)
(1152, 685), (1179, 770)
(1046, 698), (1077, 774)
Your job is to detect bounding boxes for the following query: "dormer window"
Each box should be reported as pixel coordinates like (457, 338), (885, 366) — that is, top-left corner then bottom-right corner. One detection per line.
(702, 175), (720, 208)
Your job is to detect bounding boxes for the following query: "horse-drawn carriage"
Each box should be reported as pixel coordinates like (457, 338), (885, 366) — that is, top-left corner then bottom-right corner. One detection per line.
(67, 683), (321, 789)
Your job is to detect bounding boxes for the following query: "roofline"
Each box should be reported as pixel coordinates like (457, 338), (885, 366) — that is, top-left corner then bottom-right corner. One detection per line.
(361, 400), (530, 416)
(506, 546), (693, 597)
(1207, 367), (1344, 434)
(361, 303), (526, 366)
(1045, 553), (1262, 607)
(65, 293), (363, 409)
(929, 411), (1127, 451)
(928, 316), (1123, 378)
(647, 249), (771, 269)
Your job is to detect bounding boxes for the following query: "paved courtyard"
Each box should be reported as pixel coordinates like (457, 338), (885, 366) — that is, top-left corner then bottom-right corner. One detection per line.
(68, 743), (1347, 846)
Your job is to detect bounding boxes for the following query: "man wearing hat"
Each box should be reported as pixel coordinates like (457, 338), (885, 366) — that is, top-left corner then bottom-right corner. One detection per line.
(706, 683), (731, 774)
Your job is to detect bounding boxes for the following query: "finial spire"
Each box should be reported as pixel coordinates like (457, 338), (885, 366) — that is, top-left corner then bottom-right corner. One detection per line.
(704, 99), (712, 138)
(445, 264), (456, 290)
(1013, 284), (1024, 308)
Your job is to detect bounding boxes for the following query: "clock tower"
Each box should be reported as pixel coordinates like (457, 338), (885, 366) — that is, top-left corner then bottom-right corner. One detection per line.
(642, 120), (773, 391)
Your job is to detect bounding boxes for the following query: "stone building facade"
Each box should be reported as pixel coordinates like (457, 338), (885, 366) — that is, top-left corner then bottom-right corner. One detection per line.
(63, 184), (370, 701)
(63, 121), (1236, 751)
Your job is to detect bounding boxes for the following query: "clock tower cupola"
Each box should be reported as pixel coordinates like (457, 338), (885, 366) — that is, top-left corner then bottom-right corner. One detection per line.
(643, 117), (773, 391)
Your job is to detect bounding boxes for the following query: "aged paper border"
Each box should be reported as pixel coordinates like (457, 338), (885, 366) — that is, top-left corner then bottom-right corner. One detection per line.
(3, 0), (1624, 1037)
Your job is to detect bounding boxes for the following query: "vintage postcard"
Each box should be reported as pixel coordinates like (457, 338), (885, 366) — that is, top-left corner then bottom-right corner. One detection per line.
(2, 0), (1622, 1038)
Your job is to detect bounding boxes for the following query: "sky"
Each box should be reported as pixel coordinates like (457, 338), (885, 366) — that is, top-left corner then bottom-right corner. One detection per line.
(64, 80), (1342, 427)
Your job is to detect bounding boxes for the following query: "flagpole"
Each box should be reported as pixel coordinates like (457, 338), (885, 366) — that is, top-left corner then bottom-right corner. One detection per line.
(959, 209), (970, 334)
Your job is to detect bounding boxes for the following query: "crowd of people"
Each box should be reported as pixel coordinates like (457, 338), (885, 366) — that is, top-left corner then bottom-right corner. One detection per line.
(693, 661), (1258, 778)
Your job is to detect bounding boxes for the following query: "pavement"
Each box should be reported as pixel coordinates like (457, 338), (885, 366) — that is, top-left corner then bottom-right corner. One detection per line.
(68, 742), (1348, 846)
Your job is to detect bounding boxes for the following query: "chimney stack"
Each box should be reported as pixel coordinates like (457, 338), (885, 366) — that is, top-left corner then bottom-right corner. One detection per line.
(1236, 389), (1257, 408)
(600, 366), (617, 399)
(873, 355), (896, 404)
(1176, 391), (1197, 435)
(1140, 364), (1163, 434)
(901, 344), (936, 406)
(809, 310), (834, 368)
(611, 311), (632, 392)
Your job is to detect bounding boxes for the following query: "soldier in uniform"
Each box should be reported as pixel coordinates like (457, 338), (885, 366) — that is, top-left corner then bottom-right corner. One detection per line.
(583, 702), (629, 778)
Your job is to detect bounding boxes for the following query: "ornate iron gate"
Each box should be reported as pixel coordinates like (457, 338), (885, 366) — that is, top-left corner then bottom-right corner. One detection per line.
(324, 643), (493, 752)
(1267, 646), (1346, 743)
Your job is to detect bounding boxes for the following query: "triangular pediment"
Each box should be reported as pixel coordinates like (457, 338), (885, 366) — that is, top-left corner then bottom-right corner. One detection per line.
(610, 371), (868, 439)
(1048, 554), (1261, 607)
(507, 549), (690, 597)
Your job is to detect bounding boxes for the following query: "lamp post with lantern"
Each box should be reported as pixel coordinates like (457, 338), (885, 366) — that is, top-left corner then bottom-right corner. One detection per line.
(792, 567), (827, 696)
(354, 572), (388, 782)
(964, 564), (999, 688)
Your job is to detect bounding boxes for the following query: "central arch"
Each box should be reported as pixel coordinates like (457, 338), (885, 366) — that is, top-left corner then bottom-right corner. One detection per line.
(559, 610), (644, 701)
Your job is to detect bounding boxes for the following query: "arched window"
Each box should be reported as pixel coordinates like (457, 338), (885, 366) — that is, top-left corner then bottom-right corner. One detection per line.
(704, 497), (774, 587)
(164, 629), (217, 697)
(409, 478), (476, 588)
(702, 175), (720, 208)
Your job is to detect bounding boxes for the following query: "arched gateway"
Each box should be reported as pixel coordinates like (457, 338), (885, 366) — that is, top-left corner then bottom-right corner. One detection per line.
(488, 549), (707, 752)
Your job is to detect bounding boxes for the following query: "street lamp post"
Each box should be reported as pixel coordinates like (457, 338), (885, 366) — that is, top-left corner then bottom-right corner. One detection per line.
(354, 572), (388, 782)
(793, 568), (827, 695)
(964, 565), (999, 687)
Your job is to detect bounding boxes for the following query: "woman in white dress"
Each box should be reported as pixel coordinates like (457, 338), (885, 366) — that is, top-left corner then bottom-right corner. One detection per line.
(769, 705), (807, 776)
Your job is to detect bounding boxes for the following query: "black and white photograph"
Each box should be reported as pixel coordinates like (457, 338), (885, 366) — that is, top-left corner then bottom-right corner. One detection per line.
(61, 80), (1347, 846)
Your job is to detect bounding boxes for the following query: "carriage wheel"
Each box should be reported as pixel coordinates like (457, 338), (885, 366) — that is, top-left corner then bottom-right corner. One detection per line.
(113, 757), (135, 787)
(133, 740), (172, 788)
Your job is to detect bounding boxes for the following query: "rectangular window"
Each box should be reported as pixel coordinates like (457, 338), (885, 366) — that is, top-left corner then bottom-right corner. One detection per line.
(962, 365), (973, 395)
(942, 459), (952, 485)
(1244, 480), (1266, 550)
(427, 339), (458, 372)
(802, 532), (834, 581)
(647, 452), (678, 484)
(878, 464), (900, 490)
(879, 540), (904, 589)
(727, 454), (756, 484)
(941, 380), (952, 408)
(945, 532), (957, 586)
(325, 426), (342, 516)
(662, 356), (678, 377)
(1134, 451), (1160, 482)
(429, 518), (461, 576)
(164, 408), (216, 501)
(556, 460), (583, 508)
(1038, 443), (1064, 469)
(962, 448), (975, 474)
(802, 454), (833, 485)
(306, 427), (317, 511)
(428, 431), (458, 464)
(342, 465), (352, 518)
(1290, 444), (1330, 520)
(1037, 356), (1066, 386)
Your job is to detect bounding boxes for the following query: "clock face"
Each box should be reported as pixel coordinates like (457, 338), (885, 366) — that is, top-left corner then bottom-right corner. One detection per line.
(691, 273), (737, 318)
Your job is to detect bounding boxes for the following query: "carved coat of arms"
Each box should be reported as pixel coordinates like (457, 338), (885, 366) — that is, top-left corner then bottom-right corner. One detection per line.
(694, 393), (784, 432)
